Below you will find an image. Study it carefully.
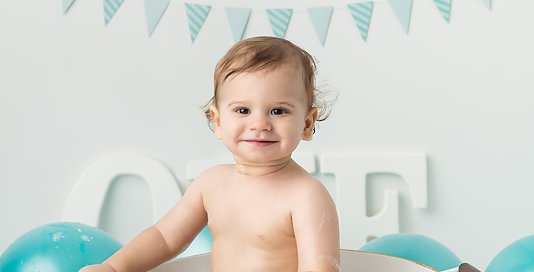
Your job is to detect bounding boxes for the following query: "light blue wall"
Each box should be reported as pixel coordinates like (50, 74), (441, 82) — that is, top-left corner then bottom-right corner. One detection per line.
(1, 0), (534, 269)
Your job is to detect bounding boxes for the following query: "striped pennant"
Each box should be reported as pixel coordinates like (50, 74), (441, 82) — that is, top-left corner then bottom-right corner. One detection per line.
(347, 2), (374, 42)
(433, 0), (451, 23)
(185, 3), (211, 43)
(104, 0), (124, 25)
(266, 9), (293, 39)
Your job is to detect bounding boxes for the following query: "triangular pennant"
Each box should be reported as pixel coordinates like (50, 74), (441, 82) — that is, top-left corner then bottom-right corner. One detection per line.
(388, 0), (413, 34)
(63, 0), (75, 13)
(307, 6), (333, 47)
(185, 3), (211, 43)
(347, 2), (374, 42)
(433, 0), (451, 23)
(104, 0), (124, 25)
(225, 7), (252, 43)
(144, 0), (170, 37)
(266, 9), (293, 39)
(481, 0), (491, 9)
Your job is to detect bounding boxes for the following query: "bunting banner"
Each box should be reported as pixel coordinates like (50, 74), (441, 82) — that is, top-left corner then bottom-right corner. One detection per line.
(433, 0), (451, 23)
(225, 7), (252, 43)
(62, 0), (75, 13)
(481, 0), (491, 9)
(347, 2), (374, 42)
(104, 0), (124, 25)
(144, 0), (170, 37)
(185, 3), (211, 43)
(60, 0), (493, 46)
(388, 0), (413, 34)
(266, 9), (293, 39)
(307, 6), (334, 47)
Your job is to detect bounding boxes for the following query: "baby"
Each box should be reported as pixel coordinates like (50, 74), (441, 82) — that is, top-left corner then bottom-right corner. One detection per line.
(80, 36), (339, 272)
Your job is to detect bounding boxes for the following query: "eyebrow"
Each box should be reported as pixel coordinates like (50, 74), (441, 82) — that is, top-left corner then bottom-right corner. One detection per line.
(227, 101), (296, 108)
(277, 102), (296, 108)
(227, 101), (245, 107)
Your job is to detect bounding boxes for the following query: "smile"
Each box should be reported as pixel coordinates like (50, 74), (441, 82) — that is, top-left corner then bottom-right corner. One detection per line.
(244, 140), (277, 147)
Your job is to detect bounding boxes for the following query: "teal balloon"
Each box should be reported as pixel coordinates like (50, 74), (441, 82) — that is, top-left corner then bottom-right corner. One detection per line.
(359, 233), (461, 271)
(176, 226), (212, 259)
(0, 222), (122, 272)
(486, 235), (534, 272)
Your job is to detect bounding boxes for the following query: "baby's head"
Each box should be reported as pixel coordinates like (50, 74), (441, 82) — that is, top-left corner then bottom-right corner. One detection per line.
(204, 36), (334, 131)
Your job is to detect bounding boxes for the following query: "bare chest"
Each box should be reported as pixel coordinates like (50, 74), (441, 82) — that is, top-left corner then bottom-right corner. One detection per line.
(203, 180), (296, 249)
(205, 190), (298, 272)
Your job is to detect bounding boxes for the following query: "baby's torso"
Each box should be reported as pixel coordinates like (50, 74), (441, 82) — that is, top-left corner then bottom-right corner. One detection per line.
(200, 165), (302, 271)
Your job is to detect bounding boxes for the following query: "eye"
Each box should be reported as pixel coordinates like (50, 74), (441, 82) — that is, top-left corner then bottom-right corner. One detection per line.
(235, 107), (250, 114)
(271, 108), (287, 115)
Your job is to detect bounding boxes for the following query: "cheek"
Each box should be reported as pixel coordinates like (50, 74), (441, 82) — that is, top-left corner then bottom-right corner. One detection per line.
(281, 121), (305, 140)
(291, 116), (307, 130)
(219, 118), (241, 137)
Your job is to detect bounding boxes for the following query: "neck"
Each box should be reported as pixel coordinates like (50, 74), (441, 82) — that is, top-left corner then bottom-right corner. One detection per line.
(234, 156), (293, 176)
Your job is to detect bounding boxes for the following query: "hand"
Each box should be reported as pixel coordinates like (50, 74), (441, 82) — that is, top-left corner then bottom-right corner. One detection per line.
(78, 263), (116, 272)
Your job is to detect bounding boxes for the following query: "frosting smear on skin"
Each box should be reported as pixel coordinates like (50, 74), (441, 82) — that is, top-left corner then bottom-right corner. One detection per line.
(319, 255), (340, 271)
(319, 212), (332, 229)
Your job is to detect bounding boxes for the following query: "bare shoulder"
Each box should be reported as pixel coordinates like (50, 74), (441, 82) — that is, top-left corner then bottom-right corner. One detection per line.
(288, 164), (340, 271)
(288, 169), (334, 205)
(191, 164), (235, 186)
(285, 165), (337, 219)
(199, 163), (235, 175)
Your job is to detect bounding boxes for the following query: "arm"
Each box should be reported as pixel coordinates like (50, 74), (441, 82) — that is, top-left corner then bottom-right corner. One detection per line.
(79, 175), (208, 272)
(292, 179), (340, 272)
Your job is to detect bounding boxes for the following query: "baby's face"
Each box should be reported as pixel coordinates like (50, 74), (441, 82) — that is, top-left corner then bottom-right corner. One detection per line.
(210, 64), (317, 164)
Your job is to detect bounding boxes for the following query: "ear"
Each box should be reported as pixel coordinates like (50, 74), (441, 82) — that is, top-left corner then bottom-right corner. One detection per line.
(302, 107), (318, 141)
(210, 105), (222, 140)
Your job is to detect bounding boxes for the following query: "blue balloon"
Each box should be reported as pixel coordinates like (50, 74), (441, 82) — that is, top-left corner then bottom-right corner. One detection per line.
(486, 234), (534, 272)
(359, 233), (461, 271)
(0, 222), (122, 272)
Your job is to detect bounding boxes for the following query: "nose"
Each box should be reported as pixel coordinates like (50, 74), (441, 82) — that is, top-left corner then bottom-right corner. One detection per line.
(248, 113), (271, 132)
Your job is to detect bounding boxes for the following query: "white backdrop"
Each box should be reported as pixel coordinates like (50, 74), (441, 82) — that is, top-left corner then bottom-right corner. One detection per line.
(1, 0), (534, 270)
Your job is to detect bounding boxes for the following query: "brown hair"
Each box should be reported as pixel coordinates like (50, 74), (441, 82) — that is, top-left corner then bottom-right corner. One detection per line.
(203, 36), (336, 131)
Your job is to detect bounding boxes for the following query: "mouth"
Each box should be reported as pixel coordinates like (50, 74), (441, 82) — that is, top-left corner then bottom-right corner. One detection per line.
(244, 140), (277, 147)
